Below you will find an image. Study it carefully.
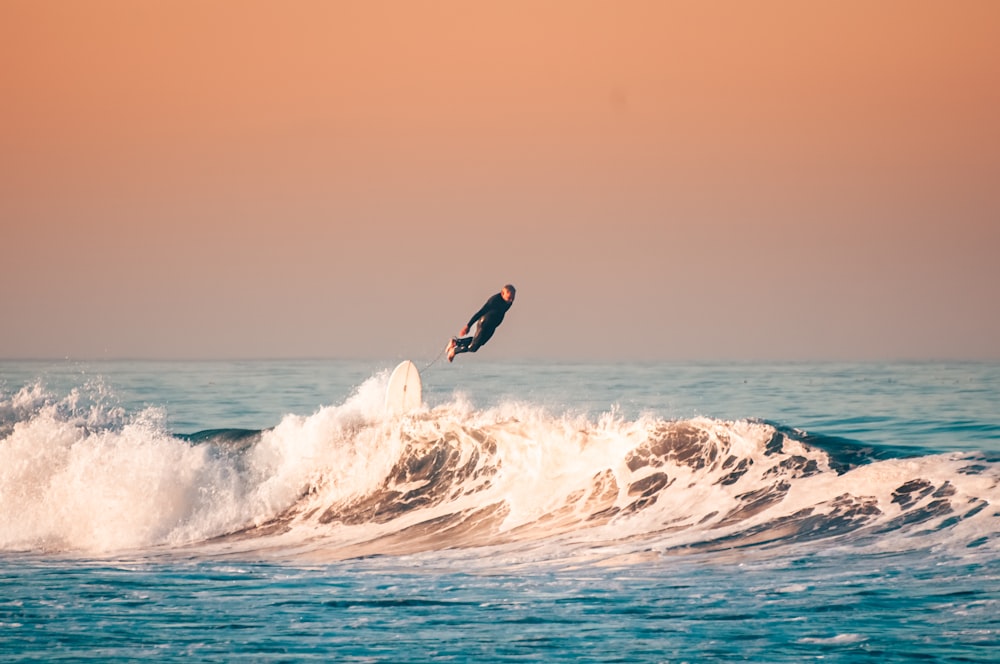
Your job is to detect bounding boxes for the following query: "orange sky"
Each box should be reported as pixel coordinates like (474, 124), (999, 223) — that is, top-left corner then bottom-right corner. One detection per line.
(2, 1), (999, 360)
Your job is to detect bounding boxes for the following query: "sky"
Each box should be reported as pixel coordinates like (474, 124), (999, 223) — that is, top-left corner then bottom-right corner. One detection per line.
(2, 1), (999, 361)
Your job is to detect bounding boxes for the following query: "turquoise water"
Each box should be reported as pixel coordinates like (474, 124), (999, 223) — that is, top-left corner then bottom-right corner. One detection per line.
(2, 360), (998, 661)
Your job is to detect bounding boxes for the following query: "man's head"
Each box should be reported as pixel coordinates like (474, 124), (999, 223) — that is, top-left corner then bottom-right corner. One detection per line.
(501, 284), (516, 302)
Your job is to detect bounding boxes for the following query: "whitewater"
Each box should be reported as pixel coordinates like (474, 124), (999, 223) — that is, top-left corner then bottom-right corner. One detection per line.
(1, 360), (998, 661)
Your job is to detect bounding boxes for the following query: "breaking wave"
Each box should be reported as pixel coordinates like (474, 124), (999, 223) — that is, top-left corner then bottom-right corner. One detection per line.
(2, 373), (998, 562)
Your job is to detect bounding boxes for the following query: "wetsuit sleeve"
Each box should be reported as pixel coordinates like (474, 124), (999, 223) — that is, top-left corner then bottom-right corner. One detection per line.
(467, 293), (502, 327)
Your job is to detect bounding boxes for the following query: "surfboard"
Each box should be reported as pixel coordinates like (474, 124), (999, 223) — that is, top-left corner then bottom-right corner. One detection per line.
(385, 360), (422, 415)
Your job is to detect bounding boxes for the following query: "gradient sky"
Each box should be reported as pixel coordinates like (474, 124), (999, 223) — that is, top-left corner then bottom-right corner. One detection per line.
(3, 1), (999, 361)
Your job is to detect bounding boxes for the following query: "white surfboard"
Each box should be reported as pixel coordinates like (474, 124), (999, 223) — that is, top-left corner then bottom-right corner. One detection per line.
(385, 360), (422, 415)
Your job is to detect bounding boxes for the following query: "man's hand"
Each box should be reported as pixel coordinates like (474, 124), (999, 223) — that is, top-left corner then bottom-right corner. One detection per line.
(460, 325), (470, 336)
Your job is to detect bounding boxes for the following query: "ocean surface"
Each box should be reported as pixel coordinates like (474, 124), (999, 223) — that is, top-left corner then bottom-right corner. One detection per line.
(1, 359), (998, 662)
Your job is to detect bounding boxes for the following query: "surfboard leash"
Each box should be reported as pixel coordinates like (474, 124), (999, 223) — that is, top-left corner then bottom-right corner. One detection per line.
(420, 340), (450, 371)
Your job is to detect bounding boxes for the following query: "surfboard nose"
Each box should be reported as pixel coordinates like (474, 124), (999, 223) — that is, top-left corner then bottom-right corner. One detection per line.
(385, 360), (422, 414)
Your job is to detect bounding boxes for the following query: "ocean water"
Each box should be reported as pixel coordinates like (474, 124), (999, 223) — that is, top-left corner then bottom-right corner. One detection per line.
(1, 359), (998, 662)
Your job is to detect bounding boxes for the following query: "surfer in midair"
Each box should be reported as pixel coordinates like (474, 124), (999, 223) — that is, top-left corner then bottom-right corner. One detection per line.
(447, 284), (516, 362)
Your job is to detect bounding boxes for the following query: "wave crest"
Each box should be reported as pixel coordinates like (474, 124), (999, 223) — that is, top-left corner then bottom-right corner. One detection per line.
(224, 407), (997, 562)
(2, 379), (997, 560)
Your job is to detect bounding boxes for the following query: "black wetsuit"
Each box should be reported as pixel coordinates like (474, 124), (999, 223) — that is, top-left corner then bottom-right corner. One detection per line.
(453, 292), (513, 354)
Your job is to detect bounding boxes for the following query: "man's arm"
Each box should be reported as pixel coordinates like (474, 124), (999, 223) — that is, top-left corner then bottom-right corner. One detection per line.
(466, 294), (500, 327)
(462, 294), (501, 334)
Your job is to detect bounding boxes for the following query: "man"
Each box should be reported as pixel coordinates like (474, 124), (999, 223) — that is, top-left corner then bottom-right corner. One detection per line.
(447, 284), (516, 362)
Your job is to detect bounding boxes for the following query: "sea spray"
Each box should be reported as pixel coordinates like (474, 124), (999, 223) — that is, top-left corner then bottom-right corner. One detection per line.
(2, 369), (998, 561)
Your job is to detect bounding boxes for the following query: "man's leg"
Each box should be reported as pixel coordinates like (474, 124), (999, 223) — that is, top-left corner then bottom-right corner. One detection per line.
(468, 324), (497, 352)
(450, 322), (497, 361)
(448, 335), (472, 361)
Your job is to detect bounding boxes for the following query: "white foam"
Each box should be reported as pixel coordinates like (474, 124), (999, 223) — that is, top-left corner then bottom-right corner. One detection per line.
(0, 402), (225, 551)
(799, 634), (867, 645)
(3, 378), (998, 560)
(0, 375), (398, 553)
